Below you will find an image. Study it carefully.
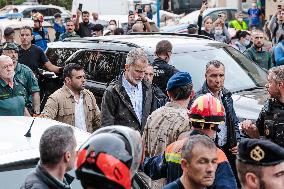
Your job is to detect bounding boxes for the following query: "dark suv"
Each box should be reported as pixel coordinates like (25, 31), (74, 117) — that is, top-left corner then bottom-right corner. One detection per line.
(46, 34), (268, 120)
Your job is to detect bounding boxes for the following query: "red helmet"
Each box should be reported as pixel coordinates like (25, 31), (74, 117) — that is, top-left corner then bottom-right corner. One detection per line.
(190, 93), (225, 130)
(33, 12), (44, 22)
(75, 126), (143, 189)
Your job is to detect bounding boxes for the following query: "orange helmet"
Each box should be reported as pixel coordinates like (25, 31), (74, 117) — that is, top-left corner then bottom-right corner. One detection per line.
(33, 12), (44, 22)
(189, 93), (225, 130)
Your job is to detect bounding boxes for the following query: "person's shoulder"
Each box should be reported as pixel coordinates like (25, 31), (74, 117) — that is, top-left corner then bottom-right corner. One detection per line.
(21, 169), (49, 189)
(162, 179), (183, 189)
(18, 63), (34, 73)
(31, 44), (43, 52)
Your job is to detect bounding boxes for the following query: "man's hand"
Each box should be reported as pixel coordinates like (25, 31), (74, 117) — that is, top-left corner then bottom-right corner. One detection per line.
(76, 9), (81, 17)
(229, 145), (238, 155)
(241, 120), (260, 139)
(200, 3), (207, 14)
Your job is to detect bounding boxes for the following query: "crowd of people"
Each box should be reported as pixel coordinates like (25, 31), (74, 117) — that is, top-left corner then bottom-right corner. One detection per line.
(1, 1), (284, 189)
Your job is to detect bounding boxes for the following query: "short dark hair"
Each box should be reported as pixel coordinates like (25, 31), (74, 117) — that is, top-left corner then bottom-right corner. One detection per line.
(181, 135), (216, 162)
(235, 30), (250, 40)
(155, 40), (173, 55)
(167, 84), (192, 100)
(63, 63), (84, 79)
(54, 13), (61, 19)
(4, 27), (15, 37)
(92, 24), (104, 32)
(40, 125), (76, 165)
(205, 60), (225, 73)
(236, 159), (263, 186)
(82, 11), (89, 15)
(20, 26), (32, 35)
(109, 19), (117, 25)
(114, 28), (124, 35)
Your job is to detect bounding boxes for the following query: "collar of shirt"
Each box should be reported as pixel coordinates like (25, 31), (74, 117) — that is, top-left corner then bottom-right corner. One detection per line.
(65, 84), (83, 103)
(208, 89), (223, 100)
(122, 74), (142, 92)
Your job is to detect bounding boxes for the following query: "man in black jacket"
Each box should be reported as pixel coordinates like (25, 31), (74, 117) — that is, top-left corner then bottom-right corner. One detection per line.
(152, 40), (179, 93)
(101, 48), (154, 133)
(190, 60), (241, 186)
(21, 125), (77, 189)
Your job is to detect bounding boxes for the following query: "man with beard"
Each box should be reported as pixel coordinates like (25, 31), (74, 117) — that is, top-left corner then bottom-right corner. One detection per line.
(162, 135), (219, 189)
(42, 63), (101, 133)
(244, 30), (272, 70)
(236, 139), (284, 189)
(21, 125), (77, 189)
(32, 13), (50, 51)
(75, 10), (95, 37)
(101, 48), (154, 133)
(241, 66), (284, 148)
(59, 20), (79, 41)
(123, 11), (136, 34)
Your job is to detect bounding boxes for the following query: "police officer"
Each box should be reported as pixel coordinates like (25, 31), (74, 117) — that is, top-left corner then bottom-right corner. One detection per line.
(2, 42), (40, 115)
(236, 138), (284, 189)
(152, 40), (179, 93)
(242, 65), (284, 148)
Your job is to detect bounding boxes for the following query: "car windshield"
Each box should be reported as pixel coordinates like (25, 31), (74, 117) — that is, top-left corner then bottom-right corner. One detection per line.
(179, 10), (199, 23)
(171, 46), (267, 92)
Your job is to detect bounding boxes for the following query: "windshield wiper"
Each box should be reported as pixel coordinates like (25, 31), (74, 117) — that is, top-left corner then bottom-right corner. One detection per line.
(233, 86), (265, 94)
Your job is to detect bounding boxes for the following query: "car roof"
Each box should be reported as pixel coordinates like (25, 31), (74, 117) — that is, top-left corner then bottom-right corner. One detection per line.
(0, 18), (52, 29)
(48, 34), (221, 54)
(8, 4), (67, 12)
(0, 117), (90, 165)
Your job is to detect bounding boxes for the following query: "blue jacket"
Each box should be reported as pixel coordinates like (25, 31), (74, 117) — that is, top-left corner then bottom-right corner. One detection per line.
(192, 82), (241, 147)
(54, 22), (66, 41)
(142, 130), (238, 189)
(32, 28), (49, 51)
(274, 41), (284, 66)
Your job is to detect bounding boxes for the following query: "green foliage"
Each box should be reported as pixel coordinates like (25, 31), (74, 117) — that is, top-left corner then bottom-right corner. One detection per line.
(0, 0), (26, 8)
(40, 0), (73, 10)
(0, 0), (72, 10)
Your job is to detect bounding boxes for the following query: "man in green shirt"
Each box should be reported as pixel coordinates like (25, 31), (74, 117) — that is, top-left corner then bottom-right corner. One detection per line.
(2, 42), (40, 114)
(244, 30), (272, 70)
(0, 55), (29, 116)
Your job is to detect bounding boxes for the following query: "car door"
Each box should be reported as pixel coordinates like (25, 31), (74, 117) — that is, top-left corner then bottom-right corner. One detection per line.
(65, 49), (123, 106)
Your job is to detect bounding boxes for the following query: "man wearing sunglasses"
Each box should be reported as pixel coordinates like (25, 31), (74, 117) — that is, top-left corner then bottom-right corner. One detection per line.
(244, 30), (272, 70)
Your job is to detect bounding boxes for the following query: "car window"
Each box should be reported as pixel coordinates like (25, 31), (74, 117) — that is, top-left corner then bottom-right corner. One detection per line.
(46, 48), (80, 67)
(171, 46), (267, 92)
(68, 50), (121, 84)
(208, 11), (223, 22)
(48, 8), (61, 16)
(22, 8), (32, 18)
